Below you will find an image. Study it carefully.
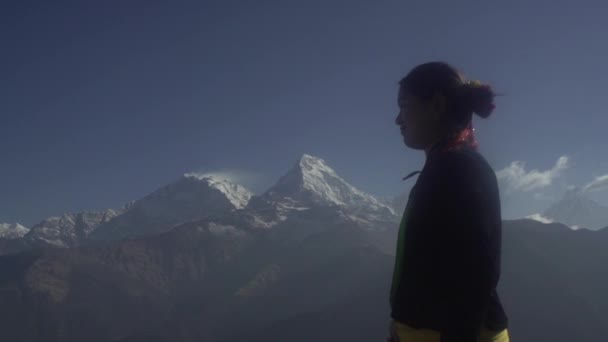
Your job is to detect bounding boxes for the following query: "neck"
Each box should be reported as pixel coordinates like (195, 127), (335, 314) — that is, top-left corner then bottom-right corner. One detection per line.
(424, 123), (476, 158)
(424, 131), (451, 158)
(424, 144), (435, 157)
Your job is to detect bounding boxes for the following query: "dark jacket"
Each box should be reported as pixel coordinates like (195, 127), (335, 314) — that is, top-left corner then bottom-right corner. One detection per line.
(389, 142), (509, 341)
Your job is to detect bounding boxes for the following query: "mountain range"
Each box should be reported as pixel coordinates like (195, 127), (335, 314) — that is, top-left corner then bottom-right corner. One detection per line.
(0, 153), (607, 341)
(1, 154), (398, 254)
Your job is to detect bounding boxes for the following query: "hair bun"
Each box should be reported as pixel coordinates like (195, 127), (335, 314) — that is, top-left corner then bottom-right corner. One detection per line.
(463, 80), (496, 118)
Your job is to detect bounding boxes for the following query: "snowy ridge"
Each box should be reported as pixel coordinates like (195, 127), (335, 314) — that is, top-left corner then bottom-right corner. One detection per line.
(27, 214), (76, 247)
(524, 213), (582, 230)
(0, 223), (30, 239)
(26, 209), (121, 247)
(183, 173), (253, 209)
(91, 174), (254, 240)
(525, 213), (554, 224)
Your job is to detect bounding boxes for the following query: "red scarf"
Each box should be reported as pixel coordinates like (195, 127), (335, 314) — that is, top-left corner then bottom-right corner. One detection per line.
(431, 121), (479, 153)
(402, 122), (479, 181)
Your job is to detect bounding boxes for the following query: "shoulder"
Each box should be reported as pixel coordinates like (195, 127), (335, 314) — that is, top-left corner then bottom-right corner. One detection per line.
(423, 148), (483, 179)
(420, 148), (497, 196)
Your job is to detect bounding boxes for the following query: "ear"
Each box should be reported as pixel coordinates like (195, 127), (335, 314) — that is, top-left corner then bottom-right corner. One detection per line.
(430, 93), (447, 122)
(432, 93), (447, 114)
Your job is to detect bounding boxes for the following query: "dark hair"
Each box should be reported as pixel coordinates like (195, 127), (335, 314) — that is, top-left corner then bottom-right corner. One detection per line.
(399, 61), (496, 126)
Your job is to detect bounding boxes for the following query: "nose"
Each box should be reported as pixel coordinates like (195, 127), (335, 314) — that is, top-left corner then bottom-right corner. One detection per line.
(395, 112), (403, 126)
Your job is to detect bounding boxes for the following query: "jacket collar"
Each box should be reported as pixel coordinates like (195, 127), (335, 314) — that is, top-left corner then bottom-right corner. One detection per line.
(402, 129), (477, 182)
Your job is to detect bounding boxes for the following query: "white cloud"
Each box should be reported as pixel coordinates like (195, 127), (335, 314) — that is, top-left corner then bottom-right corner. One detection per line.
(582, 174), (608, 193)
(496, 156), (569, 193)
(533, 192), (554, 201)
(525, 213), (554, 224)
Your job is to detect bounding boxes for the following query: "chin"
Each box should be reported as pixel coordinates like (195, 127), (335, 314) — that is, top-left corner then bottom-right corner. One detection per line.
(402, 135), (424, 150)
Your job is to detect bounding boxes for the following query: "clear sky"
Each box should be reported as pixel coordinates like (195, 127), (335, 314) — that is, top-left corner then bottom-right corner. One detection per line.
(2, 0), (608, 226)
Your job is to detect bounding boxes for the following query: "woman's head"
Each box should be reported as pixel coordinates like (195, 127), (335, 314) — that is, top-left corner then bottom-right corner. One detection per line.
(395, 61), (496, 152)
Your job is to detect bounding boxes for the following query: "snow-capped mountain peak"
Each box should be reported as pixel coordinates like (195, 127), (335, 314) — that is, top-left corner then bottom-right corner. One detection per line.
(298, 154), (351, 205)
(268, 154), (378, 208)
(183, 172), (253, 209)
(248, 154), (396, 225)
(542, 188), (608, 231)
(0, 223), (30, 239)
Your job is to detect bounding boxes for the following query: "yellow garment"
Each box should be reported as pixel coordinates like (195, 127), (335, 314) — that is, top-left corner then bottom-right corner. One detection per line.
(390, 320), (510, 342)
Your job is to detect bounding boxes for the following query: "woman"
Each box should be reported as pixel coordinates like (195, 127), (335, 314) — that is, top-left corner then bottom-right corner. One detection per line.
(387, 62), (510, 342)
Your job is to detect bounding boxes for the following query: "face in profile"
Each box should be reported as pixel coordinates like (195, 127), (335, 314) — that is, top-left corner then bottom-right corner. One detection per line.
(395, 87), (441, 150)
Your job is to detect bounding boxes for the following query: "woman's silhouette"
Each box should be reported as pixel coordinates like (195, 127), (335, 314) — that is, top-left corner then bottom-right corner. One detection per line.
(388, 62), (510, 342)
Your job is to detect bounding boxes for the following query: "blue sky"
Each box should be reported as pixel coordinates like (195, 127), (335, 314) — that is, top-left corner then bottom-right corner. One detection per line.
(2, 0), (608, 226)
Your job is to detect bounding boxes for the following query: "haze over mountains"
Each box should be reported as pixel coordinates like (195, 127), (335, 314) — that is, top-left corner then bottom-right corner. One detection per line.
(0, 154), (606, 341)
(540, 187), (608, 230)
(1, 154), (400, 253)
(3, 153), (601, 251)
